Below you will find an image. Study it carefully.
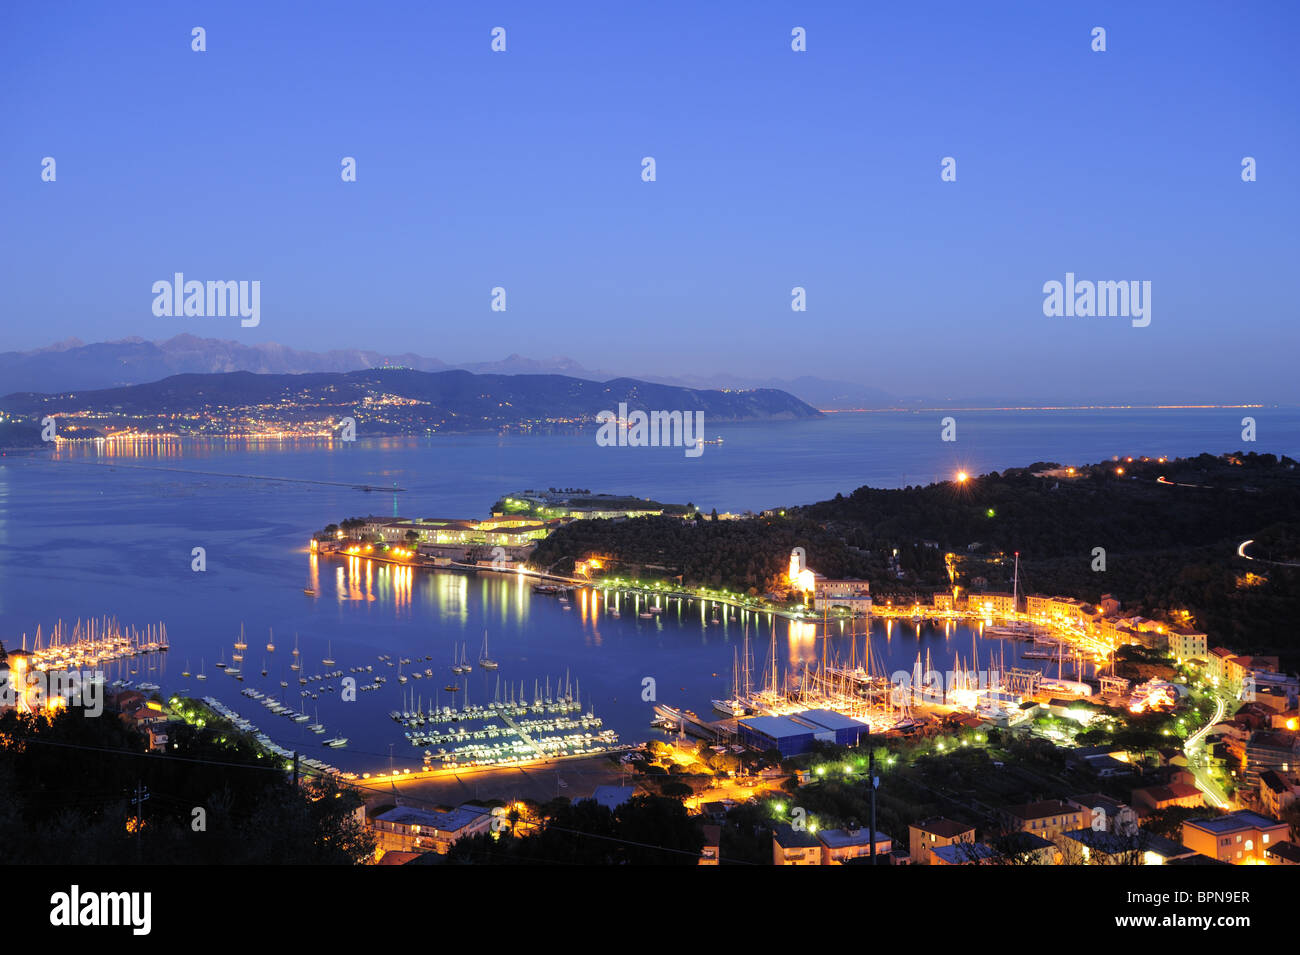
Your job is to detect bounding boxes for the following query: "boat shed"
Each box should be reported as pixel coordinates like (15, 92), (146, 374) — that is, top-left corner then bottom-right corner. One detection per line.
(738, 710), (870, 756)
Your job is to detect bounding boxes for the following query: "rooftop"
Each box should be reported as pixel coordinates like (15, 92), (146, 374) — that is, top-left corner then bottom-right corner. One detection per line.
(373, 804), (490, 832)
(1183, 810), (1286, 835)
(817, 828), (891, 849)
(1005, 799), (1081, 821)
(772, 823), (821, 849)
(911, 816), (975, 839)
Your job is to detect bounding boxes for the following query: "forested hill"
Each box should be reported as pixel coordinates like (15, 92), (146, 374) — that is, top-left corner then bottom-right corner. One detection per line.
(797, 452), (1300, 561)
(532, 452), (1300, 666)
(0, 369), (820, 435)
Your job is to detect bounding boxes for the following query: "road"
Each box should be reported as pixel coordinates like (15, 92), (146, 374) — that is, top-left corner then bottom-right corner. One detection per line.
(1236, 538), (1300, 567)
(1183, 692), (1230, 809)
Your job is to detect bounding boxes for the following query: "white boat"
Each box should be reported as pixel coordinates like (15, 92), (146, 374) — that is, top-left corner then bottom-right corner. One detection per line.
(266, 627), (275, 652)
(322, 641), (335, 667)
(323, 737), (348, 748)
(478, 630), (499, 670)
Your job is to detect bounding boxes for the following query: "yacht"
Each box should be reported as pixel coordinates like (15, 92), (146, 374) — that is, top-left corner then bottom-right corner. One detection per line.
(478, 631), (499, 670)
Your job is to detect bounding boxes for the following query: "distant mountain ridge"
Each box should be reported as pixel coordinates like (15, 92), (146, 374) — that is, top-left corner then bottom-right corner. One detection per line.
(0, 335), (897, 410)
(0, 368), (821, 436)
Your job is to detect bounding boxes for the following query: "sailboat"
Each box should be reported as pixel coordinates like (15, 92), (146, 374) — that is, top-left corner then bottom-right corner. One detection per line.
(712, 646), (750, 717)
(196, 658), (207, 681)
(398, 661), (408, 685)
(234, 624), (247, 651)
(215, 648), (227, 669)
(308, 707), (325, 734)
(261, 657), (268, 677)
(290, 635), (301, 671)
(460, 643), (473, 673)
(181, 659), (192, 678)
(322, 641), (335, 667)
(266, 628), (275, 653)
(478, 631), (499, 670)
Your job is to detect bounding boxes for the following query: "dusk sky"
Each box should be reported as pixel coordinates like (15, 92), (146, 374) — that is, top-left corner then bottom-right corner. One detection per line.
(2, 1), (1297, 404)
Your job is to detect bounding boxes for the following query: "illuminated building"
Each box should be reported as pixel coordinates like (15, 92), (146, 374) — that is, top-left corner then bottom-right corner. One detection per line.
(818, 828), (893, 864)
(813, 578), (871, 613)
(787, 548), (816, 594)
(908, 817), (975, 865)
(369, 804), (493, 855)
(1180, 811), (1289, 864)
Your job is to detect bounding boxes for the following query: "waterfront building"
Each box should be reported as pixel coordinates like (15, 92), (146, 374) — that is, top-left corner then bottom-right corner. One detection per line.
(369, 804), (493, 855)
(737, 710), (869, 757)
(813, 578), (872, 613)
(908, 817), (975, 865)
(970, 591), (1016, 616)
(1180, 810), (1290, 864)
(492, 490), (666, 521)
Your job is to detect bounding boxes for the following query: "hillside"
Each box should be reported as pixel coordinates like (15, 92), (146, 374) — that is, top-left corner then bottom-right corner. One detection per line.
(0, 368), (821, 436)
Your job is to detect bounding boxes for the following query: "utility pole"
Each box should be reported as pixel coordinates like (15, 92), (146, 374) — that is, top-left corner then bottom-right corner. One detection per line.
(131, 782), (150, 863)
(869, 742), (879, 865)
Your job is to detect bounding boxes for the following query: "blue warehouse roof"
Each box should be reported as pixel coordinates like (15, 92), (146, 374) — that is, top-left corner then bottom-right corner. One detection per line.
(738, 715), (816, 740)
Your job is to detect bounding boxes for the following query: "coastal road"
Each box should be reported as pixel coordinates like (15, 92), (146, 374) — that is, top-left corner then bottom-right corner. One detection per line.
(1183, 692), (1230, 809)
(1236, 538), (1300, 567)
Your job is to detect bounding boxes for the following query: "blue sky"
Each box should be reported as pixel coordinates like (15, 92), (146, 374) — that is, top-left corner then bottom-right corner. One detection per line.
(2, 1), (1297, 403)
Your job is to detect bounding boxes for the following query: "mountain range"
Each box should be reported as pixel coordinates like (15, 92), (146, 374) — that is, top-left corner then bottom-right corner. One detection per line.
(0, 335), (896, 410)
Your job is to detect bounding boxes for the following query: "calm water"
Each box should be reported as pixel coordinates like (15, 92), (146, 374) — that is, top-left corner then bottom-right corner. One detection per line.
(1, 408), (1295, 771)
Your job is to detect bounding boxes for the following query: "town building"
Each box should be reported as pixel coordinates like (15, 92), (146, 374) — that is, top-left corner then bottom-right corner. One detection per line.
(1180, 810), (1290, 865)
(813, 578), (872, 613)
(970, 592), (1016, 616)
(1130, 782), (1204, 815)
(1259, 770), (1298, 819)
(1243, 731), (1298, 789)
(908, 817), (976, 865)
(1001, 799), (1086, 844)
(369, 804), (493, 855)
(1067, 793), (1138, 835)
(1166, 625), (1208, 662)
(1059, 828), (1196, 865)
(772, 824), (822, 865)
(817, 827), (892, 864)
(698, 824), (721, 865)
